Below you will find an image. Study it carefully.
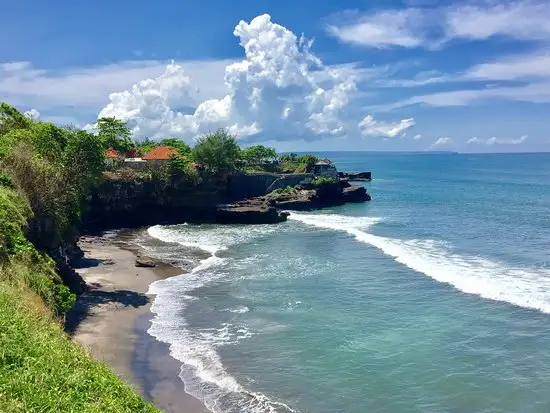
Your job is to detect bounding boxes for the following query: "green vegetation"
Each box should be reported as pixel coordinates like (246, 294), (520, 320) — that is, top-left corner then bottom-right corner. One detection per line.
(0, 284), (159, 413)
(312, 176), (337, 186)
(192, 129), (242, 174)
(97, 117), (134, 154)
(270, 185), (296, 195)
(0, 101), (328, 412)
(0, 104), (160, 412)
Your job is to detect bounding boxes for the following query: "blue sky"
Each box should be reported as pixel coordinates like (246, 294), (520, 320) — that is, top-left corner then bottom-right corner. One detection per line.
(1, 0), (550, 152)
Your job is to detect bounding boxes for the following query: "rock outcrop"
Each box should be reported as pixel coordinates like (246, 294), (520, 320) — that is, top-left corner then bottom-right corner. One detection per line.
(338, 171), (372, 181)
(84, 172), (371, 230)
(264, 180), (371, 210)
(215, 199), (288, 224)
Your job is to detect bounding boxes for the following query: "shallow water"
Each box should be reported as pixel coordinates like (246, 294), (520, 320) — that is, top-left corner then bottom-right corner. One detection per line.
(144, 152), (550, 413)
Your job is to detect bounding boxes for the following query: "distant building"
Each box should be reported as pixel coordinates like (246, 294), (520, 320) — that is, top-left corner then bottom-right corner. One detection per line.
(142, 146), (179, 165)
(311, 159), (338, 179)
(104, 148), (121, 167)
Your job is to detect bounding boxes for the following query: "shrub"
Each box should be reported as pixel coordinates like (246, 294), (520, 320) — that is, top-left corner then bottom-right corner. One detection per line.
(54, 284), (76, 315)
(192, 129), (242, 174)
(312, 176), (336, 186)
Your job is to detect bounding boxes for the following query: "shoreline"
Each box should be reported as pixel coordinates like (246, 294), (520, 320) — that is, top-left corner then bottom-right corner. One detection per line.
(65, 231), (210, 413)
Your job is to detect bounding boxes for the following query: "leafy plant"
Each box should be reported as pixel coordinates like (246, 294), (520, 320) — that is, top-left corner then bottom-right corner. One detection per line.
(312, 176), (336, 186)
(96, 117), (134, 154)
(192, 129), (242, 174)
(54, 284), (76, 315)
(242, 145), (278, 165)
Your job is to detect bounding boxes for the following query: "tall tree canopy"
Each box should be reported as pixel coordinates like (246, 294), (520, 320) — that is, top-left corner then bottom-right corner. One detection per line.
(96, 117), (133, 154)
(192, 129), (241, 174)
(242, 145), (278, 165)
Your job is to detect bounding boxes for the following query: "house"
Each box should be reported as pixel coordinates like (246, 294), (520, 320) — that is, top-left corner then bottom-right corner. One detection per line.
(104, 148), (121, 167)
(311, 159), (338, 179)
(142, 146), (179, 165)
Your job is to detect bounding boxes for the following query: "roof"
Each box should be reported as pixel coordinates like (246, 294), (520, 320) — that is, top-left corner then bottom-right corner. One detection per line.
(142, 146), (179, 160)
(315, 159), (333, 165)
(127, 148), (139, 158)
(105, 148), (120, 159)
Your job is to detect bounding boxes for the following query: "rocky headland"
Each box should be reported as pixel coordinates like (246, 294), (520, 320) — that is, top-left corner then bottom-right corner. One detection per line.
(84, 171), (371, 228)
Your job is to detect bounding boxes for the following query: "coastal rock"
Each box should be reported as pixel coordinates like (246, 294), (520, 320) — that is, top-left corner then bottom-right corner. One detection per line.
(342, 185), (371, 202)
(135, 256), (156, 268)
(265, 180), (371, 210)
(338, 171), (372, 181)
(215, 198), (288, 224)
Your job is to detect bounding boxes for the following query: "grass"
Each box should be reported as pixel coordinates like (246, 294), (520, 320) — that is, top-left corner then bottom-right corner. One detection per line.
(0, 278), (161, 413)
(0, 188), (160, 412)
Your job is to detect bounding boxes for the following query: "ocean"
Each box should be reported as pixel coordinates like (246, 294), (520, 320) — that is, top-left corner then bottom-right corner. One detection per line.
(139, 152), (550, 413)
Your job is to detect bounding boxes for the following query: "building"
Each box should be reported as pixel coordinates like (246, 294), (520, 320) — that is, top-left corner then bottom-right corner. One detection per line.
(311, 159), (338, 179)
(104, 148), (121, 167)
(142, 146), (179, 166)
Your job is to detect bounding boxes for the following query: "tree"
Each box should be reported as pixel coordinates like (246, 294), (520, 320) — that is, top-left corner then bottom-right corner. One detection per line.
(192, 129), (242, 174)
(279, 152), (298, 163)
(0, 103), (32, 135)
(297, 154), (319, 169)
(159, 137), (192, 156)
(242, 145), (278, 165)
(96, 117), (133, 154)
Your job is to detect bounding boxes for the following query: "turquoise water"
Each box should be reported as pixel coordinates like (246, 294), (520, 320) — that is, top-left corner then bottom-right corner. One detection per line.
(144, 152), (550, 413)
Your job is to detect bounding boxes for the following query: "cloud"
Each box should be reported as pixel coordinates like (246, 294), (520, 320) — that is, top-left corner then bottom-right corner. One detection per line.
(374, 80), (550, 110)
(467, 135), (528, 145)
(358, 115), (415, 138)
(93, 14), (360, 141)
(429, 136), (453, 149)
(326, 9), (425, 48)
(327, 1), (550, 49)
(445, 1), (550, 42)
(465, 52), (550, 81)
(23, 108), (40, 119)
(412, 134), (422, 140)
(0, 59), (233, 112)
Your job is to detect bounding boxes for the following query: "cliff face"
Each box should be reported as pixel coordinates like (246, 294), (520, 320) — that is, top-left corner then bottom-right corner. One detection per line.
(84, 177), (225, 231)
(83, 172), (372, 231)
(227, 173), (313, 199)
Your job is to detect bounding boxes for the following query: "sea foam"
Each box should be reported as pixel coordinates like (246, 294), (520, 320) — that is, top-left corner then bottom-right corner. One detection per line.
(146, 224), (297, 413)
(289, 212), (550, 314)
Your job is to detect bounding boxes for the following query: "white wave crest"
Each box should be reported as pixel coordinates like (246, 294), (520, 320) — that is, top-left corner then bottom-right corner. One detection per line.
(289, 212), (550, 314)
(147, 224), (297, 413)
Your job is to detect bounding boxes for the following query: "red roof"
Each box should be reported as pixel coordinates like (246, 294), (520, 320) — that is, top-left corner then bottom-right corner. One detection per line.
(127, 148), (139, 158)
(142, 146), (179, 160)
(105, 148), (120, 159)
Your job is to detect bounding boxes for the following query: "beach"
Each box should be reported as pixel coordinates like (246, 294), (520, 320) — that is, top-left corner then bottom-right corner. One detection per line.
(65, 231), (210, 413)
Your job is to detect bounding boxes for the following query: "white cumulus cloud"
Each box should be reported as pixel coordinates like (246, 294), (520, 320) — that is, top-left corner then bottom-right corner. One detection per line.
(358, 115), (415, 138)
(429, 136), (453, 149)
(23, 108), (40, 119)
(92, 14), (359, 142)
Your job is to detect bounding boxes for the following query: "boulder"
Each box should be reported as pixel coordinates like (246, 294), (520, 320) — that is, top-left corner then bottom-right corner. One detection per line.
(135, 256), (156, 268)
(215, 198), (288, 224)
(343, 185), (371, 202)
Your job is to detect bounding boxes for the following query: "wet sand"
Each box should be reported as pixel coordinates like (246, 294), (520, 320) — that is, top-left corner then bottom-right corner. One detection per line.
(66, 231), (210, 413)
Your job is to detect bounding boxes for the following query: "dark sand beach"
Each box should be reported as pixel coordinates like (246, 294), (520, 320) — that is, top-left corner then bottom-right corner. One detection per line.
(66, 232), (210, 413)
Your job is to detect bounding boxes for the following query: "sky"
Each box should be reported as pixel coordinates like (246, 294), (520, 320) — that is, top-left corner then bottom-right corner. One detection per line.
(1, 0), (550, 152)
